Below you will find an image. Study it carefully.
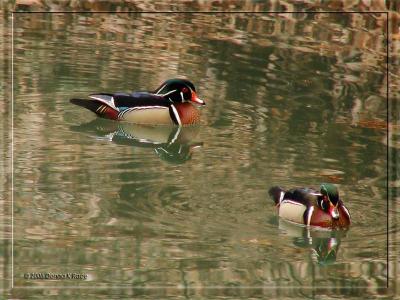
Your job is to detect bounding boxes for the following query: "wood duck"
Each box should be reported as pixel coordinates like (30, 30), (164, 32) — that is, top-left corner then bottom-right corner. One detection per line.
(70, 79), (205, 126)
(269, 183), (351, 229)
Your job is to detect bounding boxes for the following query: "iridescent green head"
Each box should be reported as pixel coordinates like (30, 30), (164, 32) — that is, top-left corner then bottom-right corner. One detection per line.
(153, 78), (205, 105)
(319, 183), (340, 219)
(320, 183), (339, 205)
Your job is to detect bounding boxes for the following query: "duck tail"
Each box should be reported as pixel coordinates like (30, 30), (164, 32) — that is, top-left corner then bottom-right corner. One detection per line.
(70, 98), (119, 120)
(70, 98), (101, 113)
(269, 186), (286, 205)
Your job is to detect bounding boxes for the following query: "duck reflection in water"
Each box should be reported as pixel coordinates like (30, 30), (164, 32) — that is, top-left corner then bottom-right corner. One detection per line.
(71, 118), (203, 164)
(278, 220), (347, 265)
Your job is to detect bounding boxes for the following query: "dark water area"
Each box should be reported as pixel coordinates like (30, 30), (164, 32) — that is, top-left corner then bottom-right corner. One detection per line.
(4, 9), (397, 299)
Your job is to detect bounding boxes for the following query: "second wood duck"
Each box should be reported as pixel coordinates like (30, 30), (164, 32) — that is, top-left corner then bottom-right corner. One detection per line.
(70, 79), (205, 126)
(269, 183), (351, 229)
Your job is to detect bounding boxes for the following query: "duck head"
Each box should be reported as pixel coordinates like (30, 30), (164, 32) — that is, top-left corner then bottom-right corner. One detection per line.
(319, 183), (340, 220)
(154, 78), (205, 106)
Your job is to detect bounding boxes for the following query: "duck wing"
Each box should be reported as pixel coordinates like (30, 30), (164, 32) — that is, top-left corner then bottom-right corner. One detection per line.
(70, 92), (170, 120)
(284, 187), (322, 207)
(88, 92), (170, 109)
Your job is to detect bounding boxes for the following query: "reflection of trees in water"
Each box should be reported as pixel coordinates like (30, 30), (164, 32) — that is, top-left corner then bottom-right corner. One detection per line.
(7, 0), (392, 13)
(5, 4), (395, 296)
(12, 10), (390, 110)
(3, 1), (400, 97)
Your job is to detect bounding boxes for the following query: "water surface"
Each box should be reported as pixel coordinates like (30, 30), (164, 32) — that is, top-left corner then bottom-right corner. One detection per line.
(11, 12), (390, 298)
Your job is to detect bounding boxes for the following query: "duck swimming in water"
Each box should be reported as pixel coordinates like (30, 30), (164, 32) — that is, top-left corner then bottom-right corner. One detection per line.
(70, 78), (205, 126)
(269, 183), (351, 229)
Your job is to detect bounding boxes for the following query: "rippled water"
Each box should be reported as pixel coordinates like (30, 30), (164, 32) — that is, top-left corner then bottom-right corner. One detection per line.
(10, 12), (391, 298)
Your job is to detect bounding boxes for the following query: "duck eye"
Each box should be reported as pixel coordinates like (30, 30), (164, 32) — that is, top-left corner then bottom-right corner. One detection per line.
(182, 87), (188, 93)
